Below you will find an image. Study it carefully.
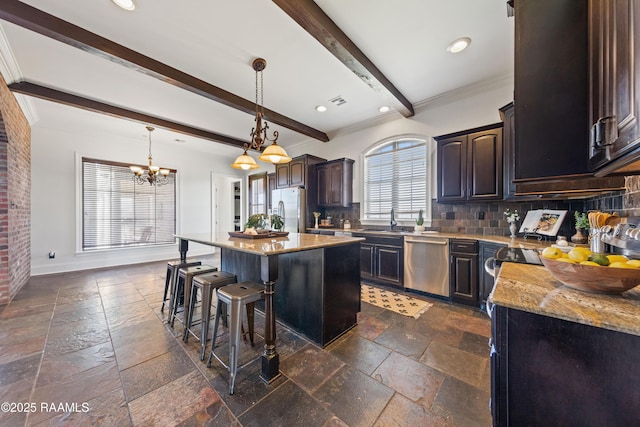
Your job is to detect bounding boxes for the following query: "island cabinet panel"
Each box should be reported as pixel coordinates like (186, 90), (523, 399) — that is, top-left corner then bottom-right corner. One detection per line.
(588, 0), (640, 174)
(514, 0), (590, 179)
(436, 124), (503, 203)
(220, 243), (360, 347)
(491, 305), (640, 426)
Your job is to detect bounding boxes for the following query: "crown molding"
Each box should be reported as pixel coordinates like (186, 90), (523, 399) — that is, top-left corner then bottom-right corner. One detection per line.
(0, 23), (39, 124)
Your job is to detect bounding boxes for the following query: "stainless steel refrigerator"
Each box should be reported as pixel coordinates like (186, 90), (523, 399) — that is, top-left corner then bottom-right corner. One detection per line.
(271, 187), (307, 233)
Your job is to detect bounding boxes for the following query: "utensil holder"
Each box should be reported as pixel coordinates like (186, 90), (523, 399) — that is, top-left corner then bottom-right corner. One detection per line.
(590, 228), (605, 253)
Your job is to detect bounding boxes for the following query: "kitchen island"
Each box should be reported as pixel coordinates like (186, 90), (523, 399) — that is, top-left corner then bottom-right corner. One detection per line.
(488, 262), (640, 426)
(175, 232), (363, 383)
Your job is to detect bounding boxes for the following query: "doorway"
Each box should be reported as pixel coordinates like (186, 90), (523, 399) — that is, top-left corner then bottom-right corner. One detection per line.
(212, 173), (244, 235)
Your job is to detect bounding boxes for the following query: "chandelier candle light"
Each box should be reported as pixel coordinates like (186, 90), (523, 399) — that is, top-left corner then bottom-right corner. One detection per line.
(231, 58), (291, 170)
(130, 126), (170, 186)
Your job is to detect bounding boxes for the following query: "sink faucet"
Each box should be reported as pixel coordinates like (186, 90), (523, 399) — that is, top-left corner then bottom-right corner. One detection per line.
(390, 208), (397, 230)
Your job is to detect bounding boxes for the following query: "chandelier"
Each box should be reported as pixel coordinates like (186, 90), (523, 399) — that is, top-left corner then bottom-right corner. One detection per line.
(231, 58), (291, 170)
(130, 126), (170, 185)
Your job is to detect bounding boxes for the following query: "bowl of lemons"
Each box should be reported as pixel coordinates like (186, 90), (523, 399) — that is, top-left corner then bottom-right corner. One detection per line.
(540, 246), (640, 294)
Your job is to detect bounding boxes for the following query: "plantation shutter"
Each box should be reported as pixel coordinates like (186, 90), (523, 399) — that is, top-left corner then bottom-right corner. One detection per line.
(364, 139), (427, 221)
(82, 158), (176, 250)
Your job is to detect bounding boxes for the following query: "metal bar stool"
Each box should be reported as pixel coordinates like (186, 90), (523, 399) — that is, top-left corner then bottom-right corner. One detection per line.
(161, 260), (201, 313)
(169, 264), (218, 328)
(207, 281), (264, 395)
(184, 270), (237, 360)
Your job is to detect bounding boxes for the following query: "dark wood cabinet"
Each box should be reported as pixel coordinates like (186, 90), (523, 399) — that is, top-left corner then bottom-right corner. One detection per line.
(491, 305), (640, 426)
(317, 158), (354, 207)
(449, 239), (478, 306)
(274, 154), (325, 189)
(588, 0), (640, 174)
(478, 242), (506, 310)
(514, 0), (590, 180)
(354, 234), (403, 288)
(436, 124), (503, 203)
(499, 102), (516, 199)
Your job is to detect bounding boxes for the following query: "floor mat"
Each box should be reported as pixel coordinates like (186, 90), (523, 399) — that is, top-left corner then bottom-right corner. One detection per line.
(361, 283), (432, 319)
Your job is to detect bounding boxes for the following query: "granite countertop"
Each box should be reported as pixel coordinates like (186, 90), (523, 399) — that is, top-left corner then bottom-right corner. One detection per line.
(307, 227), (549, 249)
(489, 262), (640, 337)
(175, 232), (364, 256)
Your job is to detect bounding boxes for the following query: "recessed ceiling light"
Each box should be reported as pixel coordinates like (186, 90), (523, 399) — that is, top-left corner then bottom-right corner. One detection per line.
(447, 37), (471, 53)
(112, 0), (135, 11)
(378, 106), (390, 113)
(315, 105), (327, 112)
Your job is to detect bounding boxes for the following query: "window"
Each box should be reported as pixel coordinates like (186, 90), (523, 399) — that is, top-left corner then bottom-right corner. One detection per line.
(82, 158), (176, 251)
(363, 138), (429, 223)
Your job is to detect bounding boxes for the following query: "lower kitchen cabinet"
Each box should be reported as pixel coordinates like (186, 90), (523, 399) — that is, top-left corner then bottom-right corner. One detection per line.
(355, 234), (403, 288)
(479, 242), (506, 310)
(450, 239), (478, 306)
(491, 305), (640, 426)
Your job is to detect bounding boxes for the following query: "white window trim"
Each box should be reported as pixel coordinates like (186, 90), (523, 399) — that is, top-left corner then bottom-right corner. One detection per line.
(359, 135), (433, 228)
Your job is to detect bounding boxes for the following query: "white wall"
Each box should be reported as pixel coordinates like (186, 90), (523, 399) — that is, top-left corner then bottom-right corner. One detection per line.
(287, 77), (513, 203)
(30, 77), (512, 275)
(31, 126), (246, 275)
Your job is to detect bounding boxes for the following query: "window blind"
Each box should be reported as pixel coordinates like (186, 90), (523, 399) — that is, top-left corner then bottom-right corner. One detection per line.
(364, 139), (427, 221)
(82, 158), (176, 250)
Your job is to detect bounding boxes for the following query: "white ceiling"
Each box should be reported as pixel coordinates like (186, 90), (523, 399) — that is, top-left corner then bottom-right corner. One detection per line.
(0, 0), (514, 157)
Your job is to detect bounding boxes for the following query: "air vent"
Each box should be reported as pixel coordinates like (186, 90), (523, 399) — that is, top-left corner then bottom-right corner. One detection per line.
(330, 95), (347, 106)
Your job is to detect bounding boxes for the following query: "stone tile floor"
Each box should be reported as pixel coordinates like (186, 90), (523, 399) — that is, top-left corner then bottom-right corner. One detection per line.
(0, 257), (492, 426)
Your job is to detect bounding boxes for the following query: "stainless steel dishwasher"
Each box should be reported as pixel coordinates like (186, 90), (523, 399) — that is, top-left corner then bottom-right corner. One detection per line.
(404, 235), (450, 297)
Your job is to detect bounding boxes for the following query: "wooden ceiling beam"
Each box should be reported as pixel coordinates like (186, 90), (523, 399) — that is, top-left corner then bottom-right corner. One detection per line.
(0, 0), (329, 142)
(9, 81), (250, 149)
(273, 0), (414, 118)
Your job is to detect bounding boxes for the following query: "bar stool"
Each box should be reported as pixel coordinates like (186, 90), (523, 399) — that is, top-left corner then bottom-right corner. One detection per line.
(161, 260), (201, 313)
(207, 281), (264, 395)
(169, 264), (218, 329)
(184, 270), (237, 360)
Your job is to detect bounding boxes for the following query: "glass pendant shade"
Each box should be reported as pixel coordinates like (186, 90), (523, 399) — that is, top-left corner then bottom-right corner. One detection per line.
(258, 143), (291, 164)
(232, 151), (260, 170)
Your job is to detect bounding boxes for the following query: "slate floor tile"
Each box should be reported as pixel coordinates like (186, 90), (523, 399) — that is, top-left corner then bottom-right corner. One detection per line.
(328, 332), (390, 375)
(280, 343), (344, 393)
(374, 325), (431, 359)
(433, 376), (492, 427)
(374, 393), (455, 426)
(420, 340), (488, 389)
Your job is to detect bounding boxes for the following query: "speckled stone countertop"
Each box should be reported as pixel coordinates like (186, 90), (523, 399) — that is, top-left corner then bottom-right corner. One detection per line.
(175, 232), (364, 256)
(489, 262), (640, 337)
(307, 228), (550, 249)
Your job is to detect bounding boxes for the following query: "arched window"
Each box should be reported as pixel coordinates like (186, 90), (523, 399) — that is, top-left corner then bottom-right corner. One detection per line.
(362, 137), (430, 226)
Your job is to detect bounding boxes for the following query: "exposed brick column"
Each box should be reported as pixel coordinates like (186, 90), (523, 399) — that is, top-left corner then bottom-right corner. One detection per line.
(0, 73), (31, 305)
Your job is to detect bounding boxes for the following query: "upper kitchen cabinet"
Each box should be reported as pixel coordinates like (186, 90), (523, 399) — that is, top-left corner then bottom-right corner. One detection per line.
(275, 154), (326, 189)
(514, 0), (590, 180)
(499, 102), (517, 199)
(436, 123), (503, 203)
(589, 0), (640, 175)
(317, 158), (354, 207)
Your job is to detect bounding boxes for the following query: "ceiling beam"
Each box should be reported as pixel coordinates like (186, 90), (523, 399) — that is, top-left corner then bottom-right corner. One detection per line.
(9, 81), (250, 149)
(0, 0), (329, 142)
(273, 0), (414, 118)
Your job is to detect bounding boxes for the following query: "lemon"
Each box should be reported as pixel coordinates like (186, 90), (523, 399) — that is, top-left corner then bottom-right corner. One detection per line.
(626, 259), (640, 268)
(568, 247), (590, 263)
(606, 254), (628, 264)
(541, 247), (563, 259)
(588, 254), (610, 266)
(556, 257), (576, 263)
(610, 261), (636, 269)
(580, 261), (600, 266)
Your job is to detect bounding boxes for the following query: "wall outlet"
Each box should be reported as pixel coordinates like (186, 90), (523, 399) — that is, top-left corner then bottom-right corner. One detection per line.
(478, 211), (485, 220)
(48, 251), (55, 259)
(446, 212), (455, 220)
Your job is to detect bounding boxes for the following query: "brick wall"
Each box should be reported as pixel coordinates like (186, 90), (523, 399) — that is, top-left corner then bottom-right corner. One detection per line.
(0, 73), (31, 305)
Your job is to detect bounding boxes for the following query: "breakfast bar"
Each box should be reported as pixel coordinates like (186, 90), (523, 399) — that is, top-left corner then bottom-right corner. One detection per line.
(175, 232), (364, 383)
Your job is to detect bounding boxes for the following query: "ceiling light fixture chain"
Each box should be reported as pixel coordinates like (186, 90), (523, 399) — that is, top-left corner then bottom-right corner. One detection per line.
(130, 126), (171, 185)
(231, 57), (291, 170)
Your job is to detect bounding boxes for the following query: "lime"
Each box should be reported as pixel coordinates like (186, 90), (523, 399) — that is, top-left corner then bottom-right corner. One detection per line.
(588, 254), (610, 266)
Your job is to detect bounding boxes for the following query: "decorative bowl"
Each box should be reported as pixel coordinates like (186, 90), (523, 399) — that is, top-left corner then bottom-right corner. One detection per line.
(540, 257), (640, 294)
